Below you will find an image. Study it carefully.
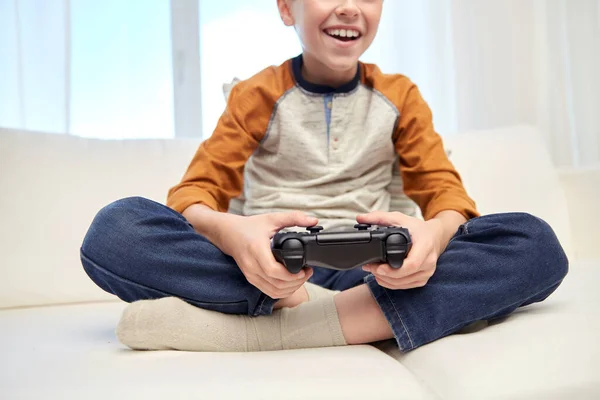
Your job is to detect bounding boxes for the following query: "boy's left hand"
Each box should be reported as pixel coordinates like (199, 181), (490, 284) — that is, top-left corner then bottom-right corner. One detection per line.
(356, 211), (445, 290)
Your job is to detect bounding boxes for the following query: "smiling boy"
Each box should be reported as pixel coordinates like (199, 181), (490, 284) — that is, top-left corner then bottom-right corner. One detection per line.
(81, 0), (568, 352)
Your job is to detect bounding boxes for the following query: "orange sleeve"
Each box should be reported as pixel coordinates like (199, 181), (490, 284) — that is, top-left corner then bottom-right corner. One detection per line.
(361, 63), (479, 221)
(394, 85), (479, 221)
(166, 64), (293, 213)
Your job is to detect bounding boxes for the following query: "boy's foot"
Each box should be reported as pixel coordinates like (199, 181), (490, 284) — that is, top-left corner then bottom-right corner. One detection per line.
(305, 281), (340, 300)
(274, 282), (338, 309)
(273, 285), (309, 309)
(116, 291), (346, 352)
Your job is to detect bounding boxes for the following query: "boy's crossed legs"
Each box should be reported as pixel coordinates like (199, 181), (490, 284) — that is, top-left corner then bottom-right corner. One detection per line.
(81, 197), (568, 352)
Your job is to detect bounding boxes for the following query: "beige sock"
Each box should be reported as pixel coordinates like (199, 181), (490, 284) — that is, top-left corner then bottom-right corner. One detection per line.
(305, 282), (339, 301)
(116, 295), (347, 352)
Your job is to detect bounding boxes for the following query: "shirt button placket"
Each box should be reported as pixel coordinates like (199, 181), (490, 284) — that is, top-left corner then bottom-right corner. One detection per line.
(332, 137), (339, 151)
(330, 98), (340, 159)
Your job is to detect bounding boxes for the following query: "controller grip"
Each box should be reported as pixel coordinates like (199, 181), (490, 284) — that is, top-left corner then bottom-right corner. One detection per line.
(386, 233), (411, 269)
(273, 239), (305, 274)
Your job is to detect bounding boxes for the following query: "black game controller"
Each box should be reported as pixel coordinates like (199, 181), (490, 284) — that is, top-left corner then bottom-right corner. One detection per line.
(272, 224), (412, 274)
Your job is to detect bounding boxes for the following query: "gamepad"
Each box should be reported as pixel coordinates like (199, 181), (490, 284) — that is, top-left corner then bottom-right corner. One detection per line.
(272, 224), (412, 274)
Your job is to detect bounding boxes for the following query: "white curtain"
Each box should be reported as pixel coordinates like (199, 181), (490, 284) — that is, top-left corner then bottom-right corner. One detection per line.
(372, 0), (600, 168)
(0, 0), (68, 134)
(534, 0), (600, 167)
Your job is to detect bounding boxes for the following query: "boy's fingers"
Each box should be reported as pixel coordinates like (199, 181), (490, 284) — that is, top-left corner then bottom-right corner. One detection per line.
(268, 211), (318, 229)
(364, 247), (427, 279)
(241, 260), (283, 297)
(251, 273), (296, 299)
(255, 245), (306, 282)
(356, 211), (390, 226)
(400, 244), (428, 277)
(374, 274), (398, 288)
(356, 211), (410, 226)
(265, 266), (307, 286)
(362, 263), (379, 272)
(391, 271), (431, 286)
(377, 278), (427, 291)
(373, 271), (430, 290)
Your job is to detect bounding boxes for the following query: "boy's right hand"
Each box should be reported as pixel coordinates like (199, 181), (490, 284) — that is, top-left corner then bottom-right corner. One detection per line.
(218, 211), (318, 299)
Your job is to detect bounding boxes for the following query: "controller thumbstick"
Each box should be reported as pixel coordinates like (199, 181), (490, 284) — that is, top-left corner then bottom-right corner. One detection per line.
(354, 223), (371, 231)
(307, 226), (324, 234)
(282, 238), (303, 250)
(386, 234), (404, 246)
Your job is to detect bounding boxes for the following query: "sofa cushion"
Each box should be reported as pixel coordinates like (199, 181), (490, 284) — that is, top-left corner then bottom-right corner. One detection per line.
(375, 260), (600, 400)
(443, 125), (573, 258)
(558, 166), (600, 260)
(0, 128), (202, 308)
(0, 302), (438, 400)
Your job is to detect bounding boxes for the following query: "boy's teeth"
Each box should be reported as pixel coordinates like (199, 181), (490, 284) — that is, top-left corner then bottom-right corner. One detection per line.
(327, 28), (360, 38)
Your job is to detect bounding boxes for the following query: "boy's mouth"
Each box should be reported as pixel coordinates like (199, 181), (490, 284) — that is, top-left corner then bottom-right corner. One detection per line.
(323, 28), (362, 43)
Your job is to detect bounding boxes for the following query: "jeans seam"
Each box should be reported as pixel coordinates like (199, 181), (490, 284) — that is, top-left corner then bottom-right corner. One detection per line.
(80, 248), (247, 307)
(440, 277), (566, 339)
(256, 295), (268, 316)
(124, 196), (187, 220)
(365, 275), (415, 350)
(382, 284), (415, 349)
(447, 220), (472, 246)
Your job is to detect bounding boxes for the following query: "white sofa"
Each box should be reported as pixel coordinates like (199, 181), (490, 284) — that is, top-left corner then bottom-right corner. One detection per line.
(1, 125), (598, 399)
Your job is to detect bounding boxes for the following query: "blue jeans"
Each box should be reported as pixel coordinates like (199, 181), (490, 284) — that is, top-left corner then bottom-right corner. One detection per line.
(80, 196), (568, 352)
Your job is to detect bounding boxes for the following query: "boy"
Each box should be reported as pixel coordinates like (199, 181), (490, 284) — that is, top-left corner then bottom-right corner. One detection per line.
(80, 0), (568, 352)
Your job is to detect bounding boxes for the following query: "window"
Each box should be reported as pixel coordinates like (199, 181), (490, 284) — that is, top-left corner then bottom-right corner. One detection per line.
(70, 0), (175, 139)
(0, 0), (175, 139)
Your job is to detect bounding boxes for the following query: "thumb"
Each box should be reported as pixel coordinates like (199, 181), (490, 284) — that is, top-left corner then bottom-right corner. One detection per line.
(268, 211), (318, 230)
(357, 211), (407, 226)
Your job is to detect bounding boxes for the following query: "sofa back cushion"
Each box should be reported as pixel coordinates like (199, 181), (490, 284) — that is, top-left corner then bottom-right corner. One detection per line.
(558, 166), (600, 259)
(0, 128), (201, 308)
(444, 125), (572, 257)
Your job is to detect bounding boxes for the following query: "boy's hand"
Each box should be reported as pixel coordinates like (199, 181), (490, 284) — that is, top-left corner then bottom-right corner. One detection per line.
(219, 211), (318, 299)
(356, 211), (446, 290)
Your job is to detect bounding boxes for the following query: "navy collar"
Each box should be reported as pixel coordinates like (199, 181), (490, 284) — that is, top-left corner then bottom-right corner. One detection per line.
(291, 54), (361, 94)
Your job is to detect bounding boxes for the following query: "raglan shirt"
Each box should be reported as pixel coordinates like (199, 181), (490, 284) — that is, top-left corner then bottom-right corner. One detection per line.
(167, 55), (479, 230)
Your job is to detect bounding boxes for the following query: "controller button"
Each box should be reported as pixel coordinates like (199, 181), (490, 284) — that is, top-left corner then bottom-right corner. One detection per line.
(354, 223), (371, 231)
(306, 226), (324, 234)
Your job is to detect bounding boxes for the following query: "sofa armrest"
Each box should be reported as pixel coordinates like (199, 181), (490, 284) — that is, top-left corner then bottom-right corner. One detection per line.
(558, 166), (600, 260)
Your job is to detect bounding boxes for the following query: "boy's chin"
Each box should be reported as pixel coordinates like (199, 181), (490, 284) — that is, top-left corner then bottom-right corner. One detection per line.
(323, 54), (362, 72)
